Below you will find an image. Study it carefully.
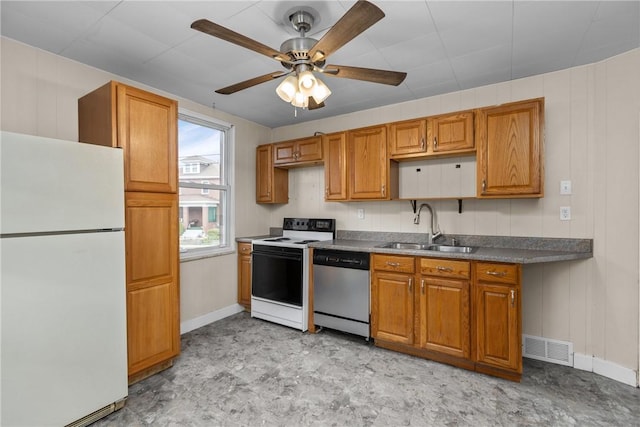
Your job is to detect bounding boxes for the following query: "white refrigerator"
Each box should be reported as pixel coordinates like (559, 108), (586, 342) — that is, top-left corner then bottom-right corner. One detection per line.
(1, 131), (128, 426)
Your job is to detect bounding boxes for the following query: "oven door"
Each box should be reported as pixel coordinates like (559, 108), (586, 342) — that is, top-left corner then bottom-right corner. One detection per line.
(251, 244), (303, 306)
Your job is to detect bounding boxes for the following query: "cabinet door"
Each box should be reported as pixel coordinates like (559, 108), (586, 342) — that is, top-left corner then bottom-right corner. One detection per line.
(296, 136), (323, 163)
(256, 145), (288, 203)
(324, 132), (348, 201)
(116, 84), (177, 193)
(237, 243), (252, 309)
(348, 126), (391, 200)
(125, 192), (180, 378)
(476, 98), (544, 197)
(417, 276), (470, 358)
(273, 141), (296, 164)
(474, 281), (521, 372)
(273, 137), (323, 165)
(371, 271), (414, 344)
(428, 111), (474, 154)
(388, 119), (427, 158)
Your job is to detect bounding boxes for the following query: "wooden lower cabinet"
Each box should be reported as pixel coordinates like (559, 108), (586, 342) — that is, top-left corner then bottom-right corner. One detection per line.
(125, 192), (180, 383)
(237, 242), (252, 309)
(474, 262), (522, 379)
(417, 258), (471, 359)
(371, 256), (522, 381)
(371, 271), (414, 345)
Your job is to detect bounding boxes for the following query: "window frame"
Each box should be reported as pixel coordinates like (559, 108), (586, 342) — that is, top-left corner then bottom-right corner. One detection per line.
(178, 109), (235, 260)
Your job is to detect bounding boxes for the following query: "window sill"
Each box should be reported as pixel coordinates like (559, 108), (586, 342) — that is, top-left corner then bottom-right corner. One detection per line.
(180, 247), (235, 262)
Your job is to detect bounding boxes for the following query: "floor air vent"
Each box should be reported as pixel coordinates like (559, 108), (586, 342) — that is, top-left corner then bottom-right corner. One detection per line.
(523, 335), (573, 367)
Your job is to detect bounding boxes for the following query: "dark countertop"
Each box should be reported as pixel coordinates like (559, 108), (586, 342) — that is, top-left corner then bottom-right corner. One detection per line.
(309, 239), (592, 264)
(238, 231), (593, 264)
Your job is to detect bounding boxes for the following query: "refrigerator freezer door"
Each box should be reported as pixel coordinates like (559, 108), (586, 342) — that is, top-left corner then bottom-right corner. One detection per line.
(0, 131), (124, 234)
(1, 231), (127, 426)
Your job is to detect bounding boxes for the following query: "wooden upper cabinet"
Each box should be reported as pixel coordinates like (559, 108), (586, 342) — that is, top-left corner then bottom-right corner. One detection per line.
(389, 112), (474, 160)
(388, 119), (427, 158)
(78, 81), (178, 193)
(323, 132), (348, 201)
(476, 98), (544, 198)
(256, 144), (288, 204)
(348, 125), (398, 200)
(273, 136), (323, 167)
(427, 111), (475, 155)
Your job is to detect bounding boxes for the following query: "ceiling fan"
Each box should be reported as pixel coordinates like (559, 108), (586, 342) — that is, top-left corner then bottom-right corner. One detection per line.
(191, 0), (407, 110)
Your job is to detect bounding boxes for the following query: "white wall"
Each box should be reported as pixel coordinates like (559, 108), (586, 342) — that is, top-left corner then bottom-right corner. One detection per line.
(0, 37), (273, 326)
(269, 49), (640, 380)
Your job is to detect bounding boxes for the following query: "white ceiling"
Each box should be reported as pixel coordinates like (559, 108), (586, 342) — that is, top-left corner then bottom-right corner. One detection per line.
(1, 1), (639, 128)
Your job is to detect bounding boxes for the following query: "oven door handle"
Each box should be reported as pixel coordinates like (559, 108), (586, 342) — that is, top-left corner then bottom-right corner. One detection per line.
(252, 251), (302, 262)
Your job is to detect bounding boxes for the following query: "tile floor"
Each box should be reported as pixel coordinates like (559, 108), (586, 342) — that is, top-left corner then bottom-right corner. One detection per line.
(95, 312), (640, 426)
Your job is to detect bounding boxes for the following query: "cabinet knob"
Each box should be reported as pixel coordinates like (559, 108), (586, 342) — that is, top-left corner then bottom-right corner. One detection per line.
(420, 279), (425, 295)
(386, 261), (400, 267)
(510, 289), (516, 307)
(381, 184), (386, 197)
(433, 136), (438, 149)
(482, 180), (486, 193)
(420, 137), (425, 150)
(408, 277), (413, 292)
(436, 266), (453, 273)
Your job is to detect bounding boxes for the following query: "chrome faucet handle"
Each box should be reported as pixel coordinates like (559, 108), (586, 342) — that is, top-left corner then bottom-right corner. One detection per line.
(451, 238), (459, 246)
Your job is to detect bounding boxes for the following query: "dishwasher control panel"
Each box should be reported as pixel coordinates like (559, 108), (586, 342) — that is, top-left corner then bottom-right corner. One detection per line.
(313, 249), (370, 270)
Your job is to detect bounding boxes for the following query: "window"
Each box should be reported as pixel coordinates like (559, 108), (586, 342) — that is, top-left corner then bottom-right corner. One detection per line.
(183, 162), (200, 174)
(201, 180), (210, 195)
(178, 110), (233, 258)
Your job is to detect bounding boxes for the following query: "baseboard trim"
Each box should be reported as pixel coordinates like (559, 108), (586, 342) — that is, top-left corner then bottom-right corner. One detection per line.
(180, 304), (244, 334)
(573, 353), (638, 388)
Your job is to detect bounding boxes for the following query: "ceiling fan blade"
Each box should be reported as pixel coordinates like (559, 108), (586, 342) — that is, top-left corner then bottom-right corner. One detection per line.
(308, 97), (325, 110)
(215, 72), (288, 95)
(322, 65), (407, 86)
(308, 0), (384, 63)
(191, 19), (290, 63)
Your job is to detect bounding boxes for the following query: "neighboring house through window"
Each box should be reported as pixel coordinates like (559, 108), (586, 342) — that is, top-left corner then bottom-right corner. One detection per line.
(178, 110), (233, 258)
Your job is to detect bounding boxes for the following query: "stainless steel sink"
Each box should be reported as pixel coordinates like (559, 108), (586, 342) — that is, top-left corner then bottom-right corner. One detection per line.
(426, 244), (476, 253)
(379, 242), (432, 250)
(379, 242), (477, 253)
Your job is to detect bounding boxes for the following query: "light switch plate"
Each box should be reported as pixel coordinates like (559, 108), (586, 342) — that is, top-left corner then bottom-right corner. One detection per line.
(560, 180), (572, 195)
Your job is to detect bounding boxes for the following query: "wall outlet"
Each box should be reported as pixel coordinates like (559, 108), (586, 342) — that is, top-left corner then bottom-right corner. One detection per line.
(560, 180), (572, 195)
(357, 208), (365, 220)
(560, 206), (571, 221)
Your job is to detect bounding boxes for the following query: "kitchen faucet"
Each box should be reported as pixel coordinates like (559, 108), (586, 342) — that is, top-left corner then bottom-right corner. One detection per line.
(414, 203), (443, 242)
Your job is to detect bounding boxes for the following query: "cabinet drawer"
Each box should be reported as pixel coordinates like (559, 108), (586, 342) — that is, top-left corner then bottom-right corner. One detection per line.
(420, 258), (470, 279)
(373, 254), (415, 274)
(475, 262), (519, 284)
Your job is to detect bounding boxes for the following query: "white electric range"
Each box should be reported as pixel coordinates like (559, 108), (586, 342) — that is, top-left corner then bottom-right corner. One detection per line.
(251, 218), (335, 331)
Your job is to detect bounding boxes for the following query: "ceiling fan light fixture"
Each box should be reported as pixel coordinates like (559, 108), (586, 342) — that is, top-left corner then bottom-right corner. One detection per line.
(276, 75), (298, 102)
(291, 90), (309, 108)
(311, 78), (331, 104)
(298, 70), (316, 92)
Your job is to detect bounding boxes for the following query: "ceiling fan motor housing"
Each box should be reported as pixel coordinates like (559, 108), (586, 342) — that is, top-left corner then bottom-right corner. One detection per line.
(280, 37), (318, 64)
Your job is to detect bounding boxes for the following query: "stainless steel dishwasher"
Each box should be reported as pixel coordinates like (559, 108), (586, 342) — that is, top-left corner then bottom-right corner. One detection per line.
(313, 249), (370, 338)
